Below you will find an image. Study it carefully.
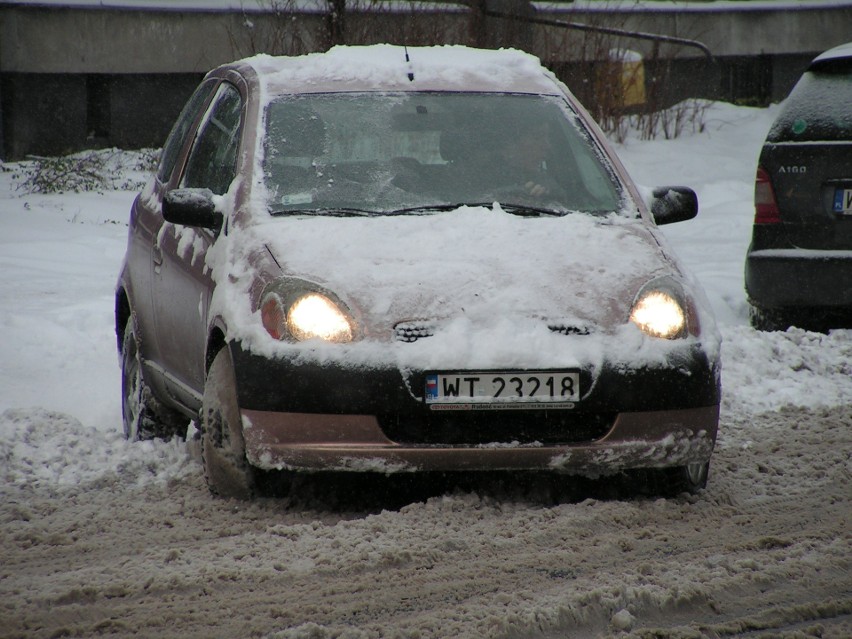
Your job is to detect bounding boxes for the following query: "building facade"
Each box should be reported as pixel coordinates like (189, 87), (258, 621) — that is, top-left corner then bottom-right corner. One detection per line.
(2, 0), (850, 159)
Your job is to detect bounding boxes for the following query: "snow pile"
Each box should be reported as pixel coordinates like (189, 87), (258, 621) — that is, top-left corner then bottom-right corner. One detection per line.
(0, 408), (196, 492)
(722, 325), (852, 413)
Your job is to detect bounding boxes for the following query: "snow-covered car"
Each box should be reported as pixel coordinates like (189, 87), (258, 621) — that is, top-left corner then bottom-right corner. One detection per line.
(115, 45), (721, 499)
(745, 41), (852, 331)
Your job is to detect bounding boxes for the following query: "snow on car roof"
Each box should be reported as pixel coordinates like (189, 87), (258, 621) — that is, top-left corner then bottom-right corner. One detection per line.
(243, 45), (563, 96)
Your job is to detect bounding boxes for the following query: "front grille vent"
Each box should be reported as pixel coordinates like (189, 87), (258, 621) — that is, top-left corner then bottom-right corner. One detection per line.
(395, 320), (590, 341)
(547, 323), (592, 336)
(394, 321), (436, 343)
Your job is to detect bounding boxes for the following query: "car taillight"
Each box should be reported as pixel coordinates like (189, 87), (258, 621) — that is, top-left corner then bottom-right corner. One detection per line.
(754, 167), (781, 224)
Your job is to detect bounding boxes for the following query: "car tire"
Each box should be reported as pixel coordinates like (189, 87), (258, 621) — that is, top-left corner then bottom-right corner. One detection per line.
(121, 319), (186, 441)
(201, 347), (257, 500)
(748, 304), (789, 331)
(664, 461), (709, 495)
(633, 461), (709, 497)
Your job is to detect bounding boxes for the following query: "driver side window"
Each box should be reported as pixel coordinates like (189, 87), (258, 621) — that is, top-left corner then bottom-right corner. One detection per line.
(182, 83), (243, 195)
(157, 80), (216, 184)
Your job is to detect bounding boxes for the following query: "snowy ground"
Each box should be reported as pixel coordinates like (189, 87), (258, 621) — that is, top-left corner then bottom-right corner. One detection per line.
(1, 102), (850, 638)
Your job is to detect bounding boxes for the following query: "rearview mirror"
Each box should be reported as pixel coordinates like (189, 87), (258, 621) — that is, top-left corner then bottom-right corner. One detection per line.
(650, 186), (698, 225)
(163, 188), (223, 231)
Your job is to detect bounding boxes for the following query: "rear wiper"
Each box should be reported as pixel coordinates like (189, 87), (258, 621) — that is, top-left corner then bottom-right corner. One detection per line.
(270, 207), (377, 217)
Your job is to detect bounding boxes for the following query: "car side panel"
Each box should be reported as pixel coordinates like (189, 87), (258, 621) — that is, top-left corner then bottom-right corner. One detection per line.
(122, 183), (173, 401)
(150, 223), (214, 408)
(150, 80), (247, 409)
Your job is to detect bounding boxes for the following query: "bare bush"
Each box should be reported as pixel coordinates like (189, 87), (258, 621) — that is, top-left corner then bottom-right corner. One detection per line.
(228, 0), (315, 58)
(7, 149), (159, 195)
(220, 0), (713, 141)
(535, 3), (712, 141)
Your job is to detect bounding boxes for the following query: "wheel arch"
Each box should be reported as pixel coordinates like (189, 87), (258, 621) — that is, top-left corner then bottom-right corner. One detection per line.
(206, 325), (228, 374)
(115, 288), (132, 354)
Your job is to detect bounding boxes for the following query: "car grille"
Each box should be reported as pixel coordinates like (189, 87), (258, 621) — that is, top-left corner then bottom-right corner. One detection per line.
(377, 410), (615, 446)
(394, 321), (436, 342)
(394, 320), (592, 342)
(547, 322), (592, 336)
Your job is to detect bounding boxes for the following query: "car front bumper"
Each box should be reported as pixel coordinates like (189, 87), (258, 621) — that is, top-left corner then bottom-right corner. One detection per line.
(230, 341), (720, 475)
(745, 247), (852, 308)
(241, 405), (719, 475)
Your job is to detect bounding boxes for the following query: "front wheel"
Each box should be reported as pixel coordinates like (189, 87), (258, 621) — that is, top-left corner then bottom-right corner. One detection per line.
(120, 319), (186, 441)
(666, 461), (710, 495)
(632, 461), (710, 498)
(201, 347), (257, 499)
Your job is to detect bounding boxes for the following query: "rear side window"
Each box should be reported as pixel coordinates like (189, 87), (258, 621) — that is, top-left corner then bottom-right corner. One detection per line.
(182, 83), (244, 195)
(157, 80), (216, 183)
(767, 60), (852, 143)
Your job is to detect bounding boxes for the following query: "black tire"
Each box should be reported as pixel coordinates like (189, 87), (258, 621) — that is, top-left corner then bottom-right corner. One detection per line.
(749, 304), (850, 333)
(663, 461), (709, 496)
(633, 461), (710, 498)
(121, 319), (186, 441)
(201, 347), (257, 499)
(748, 303), (790, 332)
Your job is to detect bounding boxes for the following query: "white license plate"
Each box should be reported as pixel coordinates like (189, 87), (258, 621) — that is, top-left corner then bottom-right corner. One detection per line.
(425, 371), (580, 406)
(834, 188), (852, 214)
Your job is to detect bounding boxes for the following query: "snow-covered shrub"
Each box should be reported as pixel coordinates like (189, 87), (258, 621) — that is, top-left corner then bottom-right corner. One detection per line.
(7, 148), (159, 195)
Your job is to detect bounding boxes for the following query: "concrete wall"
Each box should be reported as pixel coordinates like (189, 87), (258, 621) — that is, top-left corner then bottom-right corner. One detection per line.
(1, 1), (850, 159)
(4, 2), (850, 72)
(537, 2), (850, 58)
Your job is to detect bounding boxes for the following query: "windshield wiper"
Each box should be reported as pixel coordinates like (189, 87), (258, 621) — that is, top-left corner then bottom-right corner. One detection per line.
(389, 203), (480, 215)
(270, 207), (377, 217)
(390, 203), (565, 217)
(271, 204), (567, 218)
(498, 204), (565, 217)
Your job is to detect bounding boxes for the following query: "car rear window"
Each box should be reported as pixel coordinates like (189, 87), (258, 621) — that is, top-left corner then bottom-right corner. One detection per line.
(767, 60), (852, 143)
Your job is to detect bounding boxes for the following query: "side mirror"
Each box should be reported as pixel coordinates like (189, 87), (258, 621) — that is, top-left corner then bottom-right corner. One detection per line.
(650, 186), (698, 225)
(163, 188), (223, 231)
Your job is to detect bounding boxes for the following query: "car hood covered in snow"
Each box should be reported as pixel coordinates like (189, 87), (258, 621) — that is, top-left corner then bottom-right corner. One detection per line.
(213, 205), (717, 371)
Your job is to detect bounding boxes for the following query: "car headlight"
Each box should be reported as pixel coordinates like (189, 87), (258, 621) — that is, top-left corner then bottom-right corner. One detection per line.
(629, 280), (688, 339)
(261, 288), (354, 343)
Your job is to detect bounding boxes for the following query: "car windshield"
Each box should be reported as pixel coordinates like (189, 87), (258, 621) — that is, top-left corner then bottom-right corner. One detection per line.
(767, 60), (852, 143)
(262, 92), (622, 216)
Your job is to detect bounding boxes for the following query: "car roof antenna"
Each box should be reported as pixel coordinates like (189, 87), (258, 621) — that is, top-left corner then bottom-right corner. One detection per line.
(404, 46), (415, 82)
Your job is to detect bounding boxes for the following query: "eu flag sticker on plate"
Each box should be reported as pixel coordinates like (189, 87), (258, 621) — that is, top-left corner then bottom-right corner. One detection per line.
(425, 374), (438, 401)
(834, 188), (852, 214)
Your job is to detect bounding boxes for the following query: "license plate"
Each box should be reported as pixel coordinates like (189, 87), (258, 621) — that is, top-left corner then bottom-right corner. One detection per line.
(833, 188), (852, 215)
(425, 371), (580, 408)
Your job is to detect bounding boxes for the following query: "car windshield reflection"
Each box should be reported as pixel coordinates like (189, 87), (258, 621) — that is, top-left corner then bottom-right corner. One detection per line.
(262, 92), (623, 217)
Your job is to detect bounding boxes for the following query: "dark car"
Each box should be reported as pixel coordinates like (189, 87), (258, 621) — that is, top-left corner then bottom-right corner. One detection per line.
(115, 45), (720, 500)
(745, 41), (852, 331)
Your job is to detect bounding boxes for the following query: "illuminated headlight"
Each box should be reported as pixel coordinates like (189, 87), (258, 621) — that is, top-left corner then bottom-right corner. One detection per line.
(288, 293), (353, 342)
(261, 289), (354, 343)
(629, 280), (688, 339)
